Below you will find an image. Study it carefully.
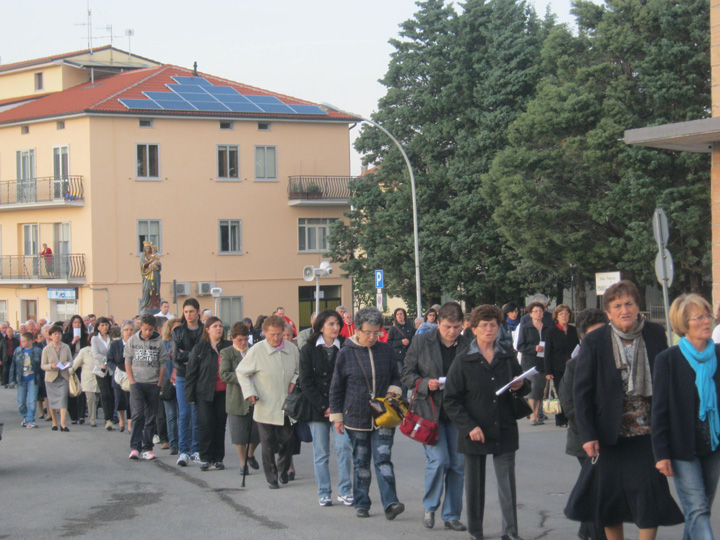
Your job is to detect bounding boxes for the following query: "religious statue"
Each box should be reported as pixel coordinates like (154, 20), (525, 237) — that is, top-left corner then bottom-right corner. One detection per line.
(140, 241), (162, 311)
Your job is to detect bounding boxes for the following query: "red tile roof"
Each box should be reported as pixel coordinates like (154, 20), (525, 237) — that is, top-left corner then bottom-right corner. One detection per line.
(0, 64), (359, 124)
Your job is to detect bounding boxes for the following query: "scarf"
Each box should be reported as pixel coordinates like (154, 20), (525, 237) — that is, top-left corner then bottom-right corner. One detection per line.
(609, 319), (652, 397)
(679, 337), (720, 452)
(506, 317), (519, 332)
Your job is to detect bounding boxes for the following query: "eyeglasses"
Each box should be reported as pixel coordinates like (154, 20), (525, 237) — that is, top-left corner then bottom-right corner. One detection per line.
(358, 330), (381, 337)
(689, 313), (714, 322)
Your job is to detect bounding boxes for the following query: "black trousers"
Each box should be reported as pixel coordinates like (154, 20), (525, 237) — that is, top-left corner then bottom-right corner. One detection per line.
(130, 382), (160, 452)
(67, 367), (86, 421)
(256, 418), (295, 483)
(96, 373), (114, 422)
(465, 451), (518, 538)
(156, 395), (168, 443)
(195, 391), (227, 463)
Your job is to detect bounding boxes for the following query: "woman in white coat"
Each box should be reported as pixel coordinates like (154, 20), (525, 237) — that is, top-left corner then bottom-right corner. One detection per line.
(72, 346), (100, 426)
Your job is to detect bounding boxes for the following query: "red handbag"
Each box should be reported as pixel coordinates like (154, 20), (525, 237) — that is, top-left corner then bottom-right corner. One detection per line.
(400, 380), (439, 445)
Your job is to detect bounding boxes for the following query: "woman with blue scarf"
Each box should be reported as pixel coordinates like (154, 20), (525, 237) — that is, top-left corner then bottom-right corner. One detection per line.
(653, 293), (720, 540)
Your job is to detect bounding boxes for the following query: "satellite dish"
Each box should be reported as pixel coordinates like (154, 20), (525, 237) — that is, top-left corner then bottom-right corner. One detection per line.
(303, 265), (315, 282)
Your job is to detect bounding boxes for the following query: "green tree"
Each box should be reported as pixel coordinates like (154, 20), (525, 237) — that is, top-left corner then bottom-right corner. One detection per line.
(486, 0), (710, 307)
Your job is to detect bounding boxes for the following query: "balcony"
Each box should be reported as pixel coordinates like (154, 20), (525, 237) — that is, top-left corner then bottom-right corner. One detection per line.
(0, 254), (86, 285)
(287, 176), (353, 206)
(0, 176), (85, 211)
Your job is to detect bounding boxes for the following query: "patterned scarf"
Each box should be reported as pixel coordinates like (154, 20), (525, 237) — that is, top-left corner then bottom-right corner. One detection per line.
(609, 319), (652, 397)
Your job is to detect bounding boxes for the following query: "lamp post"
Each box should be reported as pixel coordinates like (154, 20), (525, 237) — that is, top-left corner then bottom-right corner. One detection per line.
(321, 102), (422, 317)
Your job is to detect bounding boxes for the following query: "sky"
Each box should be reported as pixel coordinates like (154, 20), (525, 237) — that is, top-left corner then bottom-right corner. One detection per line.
(1, 0), (586, 175)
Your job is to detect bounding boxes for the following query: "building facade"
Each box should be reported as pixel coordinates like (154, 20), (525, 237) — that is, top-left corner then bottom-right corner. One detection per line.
(0, 47), (355, 328)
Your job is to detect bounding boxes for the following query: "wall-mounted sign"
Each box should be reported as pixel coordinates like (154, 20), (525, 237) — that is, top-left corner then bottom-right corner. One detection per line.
(47, 288), (77, 300)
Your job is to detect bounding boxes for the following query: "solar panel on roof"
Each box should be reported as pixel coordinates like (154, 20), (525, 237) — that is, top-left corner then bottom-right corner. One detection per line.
(224, 102), (264, 113)
(144, 91), (186, 102)
(153, 100), (197, 111)
(290, 105), (329, 115)
(171, 76), (212, 86)
(205, 86), (241, 96)
(182, 93), (218, 103)
(119, 99), (163, 110)
(246, 95), (283, 105)
(191, 101), (230, 112)
(217, 94), (251, 104)
(169, 85), (208, 96)
(257, 103), (295, 114)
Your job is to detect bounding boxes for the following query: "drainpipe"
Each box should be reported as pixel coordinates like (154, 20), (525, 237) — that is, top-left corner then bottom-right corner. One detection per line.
(85, 286), (109, 316)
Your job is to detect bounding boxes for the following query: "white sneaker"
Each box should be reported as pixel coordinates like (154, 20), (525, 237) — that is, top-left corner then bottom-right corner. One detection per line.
(177, 453), (190, 467)
(129, 450), (140, 460)
(142, 451), (156, 461)
(319, 496), (333, 507)
(191, 452), (201, 462)
(337, 494), (354, 506)
(152, 434), (161, 444)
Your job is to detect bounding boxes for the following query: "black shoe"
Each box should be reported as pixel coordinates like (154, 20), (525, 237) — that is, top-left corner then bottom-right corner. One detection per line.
(248, 456), (259, 470)
(356, 508), (369, 518)
(423, 510), (435, 529)
(241, 465), (249, 476)
(61, 426), (70, 432)
(279, 472), (289, 484)
(170, 447), (178, 455)
(268, 481), (279, 489)
(51, 426), (58, 431)
(501, 534), (524, 540)
(444, 520), (467, 531)
(199, 461), (210, 471)
(288, 471), (295, 481)
(119, 426), (125, 433)
(214, 461), (225, 470)
(470, 536), (484, 540)
(79, 418), (84, 424)
(384, 502), (405, 520)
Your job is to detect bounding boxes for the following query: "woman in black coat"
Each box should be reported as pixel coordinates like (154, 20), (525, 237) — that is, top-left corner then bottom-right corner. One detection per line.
(653, 294), (720, 540)
(298, 309), (352, 507)
(517, 301), (550, 425)
(569, 281), (683, 540)
(388, 308), (415, 364)
(185, 316), (231, 471)
(444, 305), (530, 540)
(107, 322), (134, 432)
(62, 315), (88, 424)
(544, 304), (579, 427)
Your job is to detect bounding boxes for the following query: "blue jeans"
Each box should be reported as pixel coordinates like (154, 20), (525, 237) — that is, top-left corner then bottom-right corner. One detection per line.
(347, 427), (399, 511)
(17, 379), (38, 424)
(164, 397), (178, 449)
(309, 421), (353, 498)
(175, 376), (199, 454)
(672, 452), (720, 540)
(423, 420), (464, 521)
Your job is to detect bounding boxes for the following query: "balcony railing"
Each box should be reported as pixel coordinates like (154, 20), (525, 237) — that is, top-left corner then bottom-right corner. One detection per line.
(0, 176), (84, 208)
(287, 176), (353, 202)
(0, 254), (86, 281)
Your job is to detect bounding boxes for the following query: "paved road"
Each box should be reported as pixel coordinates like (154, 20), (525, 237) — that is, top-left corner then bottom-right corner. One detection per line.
(0, 388), (712, 539)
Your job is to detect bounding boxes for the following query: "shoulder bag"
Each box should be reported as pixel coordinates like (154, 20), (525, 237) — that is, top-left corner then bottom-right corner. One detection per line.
(543, 379), (562, 415)
(352, 349), (406, 428)
(400, 379), (439, 445)
(282, 383), (313, 423)
(506, 360), (532, 420)
(159, 378), (176, 401)
(68, 372), (82, 397)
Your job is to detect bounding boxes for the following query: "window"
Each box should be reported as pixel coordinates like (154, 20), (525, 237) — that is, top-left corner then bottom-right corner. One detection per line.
(21, 125), (29, 134)
(137, 219), (161, 253)
(51, 300), (78, 322)
(16, 150), (35, 203)
(298, 218), (337, 252)
(139, 119), (154, 128)
(35, 72), (43, 91)
(56, 120), (65, 130)
(218, 220), (242, 253)
(258, 122), (271, 131)
(220, 121), (234, 130)
(136, 144), (159, 178)
(254, 145), (277, 180)
(0, 300), (7, 323)
(219, 296), (243, 325)
(217, 145), (239, 180)
(53, 146), (69, 178)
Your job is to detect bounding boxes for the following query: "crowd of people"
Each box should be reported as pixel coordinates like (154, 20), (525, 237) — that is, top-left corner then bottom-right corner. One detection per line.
(1, 282), (720, 540)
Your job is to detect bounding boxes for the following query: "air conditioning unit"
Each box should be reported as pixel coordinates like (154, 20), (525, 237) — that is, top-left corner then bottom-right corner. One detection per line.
(174, 282), (190, 297)
(197, 281), (215, 296)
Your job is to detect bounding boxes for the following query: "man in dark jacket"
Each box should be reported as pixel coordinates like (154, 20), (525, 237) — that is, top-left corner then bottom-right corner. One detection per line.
(171, 298), (204, 467)
(3, 324), (20, 388)
(401, 302), (469, 531)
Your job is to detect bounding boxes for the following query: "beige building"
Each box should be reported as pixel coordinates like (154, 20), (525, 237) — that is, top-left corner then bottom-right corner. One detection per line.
(0, 46), (356, 328)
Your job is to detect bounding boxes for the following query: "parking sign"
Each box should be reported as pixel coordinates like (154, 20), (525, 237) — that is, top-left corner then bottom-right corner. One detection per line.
(375, 270), (384, 289)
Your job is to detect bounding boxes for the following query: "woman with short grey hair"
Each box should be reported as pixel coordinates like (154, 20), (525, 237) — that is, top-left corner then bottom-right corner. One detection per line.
(107, 321), (135, 432)
(329, 307), (405, 520)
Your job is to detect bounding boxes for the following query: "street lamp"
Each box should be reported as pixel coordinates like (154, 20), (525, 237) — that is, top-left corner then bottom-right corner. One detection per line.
(320, 102), (422, 317)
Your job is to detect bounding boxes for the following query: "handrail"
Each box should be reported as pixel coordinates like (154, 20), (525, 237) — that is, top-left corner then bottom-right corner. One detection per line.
(0, 253), (85, 280)
(0, 176), (84, 206)
(287, 176), (353, 200)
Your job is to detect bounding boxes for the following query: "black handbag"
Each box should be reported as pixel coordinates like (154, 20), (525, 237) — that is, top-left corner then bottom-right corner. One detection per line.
(506, 361), (532, 420)
(282, 384), (313, 422)
(159, 378), (176, 401)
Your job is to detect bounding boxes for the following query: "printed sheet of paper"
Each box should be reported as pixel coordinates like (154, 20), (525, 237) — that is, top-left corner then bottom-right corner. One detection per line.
(496, 366), (538, 395)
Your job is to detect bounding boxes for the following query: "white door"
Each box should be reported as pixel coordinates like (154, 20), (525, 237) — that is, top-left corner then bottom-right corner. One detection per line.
(16, 149), (36, 203)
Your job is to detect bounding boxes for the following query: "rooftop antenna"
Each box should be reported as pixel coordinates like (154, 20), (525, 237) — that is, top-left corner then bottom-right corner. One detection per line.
(96, 25), (124, 62)
(193, 61), (198, 77)
(125, 29), (134, 64)
(75, 1), (94, 82)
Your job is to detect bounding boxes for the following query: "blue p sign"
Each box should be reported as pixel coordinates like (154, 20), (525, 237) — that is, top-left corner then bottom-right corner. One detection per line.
(375, 270), (384, 289)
